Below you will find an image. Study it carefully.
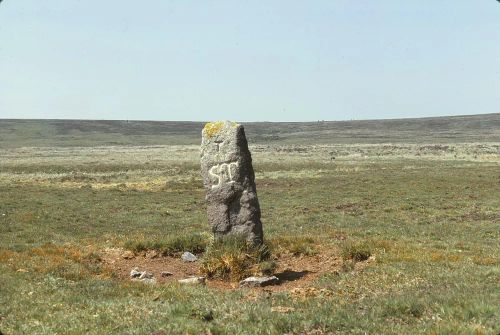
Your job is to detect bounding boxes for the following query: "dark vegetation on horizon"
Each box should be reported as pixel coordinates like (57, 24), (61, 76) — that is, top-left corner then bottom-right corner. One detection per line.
(0, 113), (499, 148)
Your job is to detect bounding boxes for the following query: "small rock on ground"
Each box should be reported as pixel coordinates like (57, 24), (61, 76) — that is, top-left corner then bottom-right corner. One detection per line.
(122, 250), (135, 259)
(139, 271), (154, 279)
(130, 268), (142, 278)
(130, 268), (154, 282)
(181, 252), (198, 262)
(161, 271), (173, 277)
(178, 276), (206, 285)
(239, 276), (279, 288)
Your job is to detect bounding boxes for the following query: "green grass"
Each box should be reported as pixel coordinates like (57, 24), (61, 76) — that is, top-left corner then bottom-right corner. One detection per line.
(268, 235), (318, 256)
(124, 233), (210, 256)
(0, 135), (499, 334)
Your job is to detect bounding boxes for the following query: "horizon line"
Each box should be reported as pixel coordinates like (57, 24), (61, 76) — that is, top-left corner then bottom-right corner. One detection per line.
(1, 112), (498, 124)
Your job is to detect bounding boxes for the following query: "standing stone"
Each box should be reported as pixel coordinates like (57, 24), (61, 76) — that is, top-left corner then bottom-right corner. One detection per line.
(200, 121), (264, 245)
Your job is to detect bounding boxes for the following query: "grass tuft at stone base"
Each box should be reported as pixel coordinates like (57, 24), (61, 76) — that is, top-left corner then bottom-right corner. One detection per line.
(200, 235), (274, 282)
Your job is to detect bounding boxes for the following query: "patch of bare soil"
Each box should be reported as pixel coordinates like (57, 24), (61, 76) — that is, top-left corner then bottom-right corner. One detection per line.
(102, 248), (343, 292)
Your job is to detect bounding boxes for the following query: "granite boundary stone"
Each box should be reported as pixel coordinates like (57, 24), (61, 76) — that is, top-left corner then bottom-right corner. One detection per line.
(200, 121), (264, 245)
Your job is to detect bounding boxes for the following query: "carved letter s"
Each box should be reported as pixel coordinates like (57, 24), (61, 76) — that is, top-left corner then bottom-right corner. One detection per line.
(209, 165), (221, 188)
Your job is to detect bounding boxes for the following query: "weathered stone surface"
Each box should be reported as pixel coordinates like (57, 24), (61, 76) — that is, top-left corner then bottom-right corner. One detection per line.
(130, 268), (157, 284)
(130, 267), (142, 278)
(139, 271), (154, 279)
(200, 121), (263, 245)
(181, 251), (198, 262)
(178, 276), (206, 285)
(239, 276), (279, 288)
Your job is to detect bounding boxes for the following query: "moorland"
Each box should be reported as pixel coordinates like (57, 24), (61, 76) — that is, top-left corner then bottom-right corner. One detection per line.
(0, 114), (499, 334)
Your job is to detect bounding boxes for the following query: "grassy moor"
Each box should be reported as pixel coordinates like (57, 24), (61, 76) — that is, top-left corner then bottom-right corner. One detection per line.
(0, 114), (499, 334)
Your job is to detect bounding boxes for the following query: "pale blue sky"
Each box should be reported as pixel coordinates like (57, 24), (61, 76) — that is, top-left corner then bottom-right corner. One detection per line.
(0, 1), (499, 121)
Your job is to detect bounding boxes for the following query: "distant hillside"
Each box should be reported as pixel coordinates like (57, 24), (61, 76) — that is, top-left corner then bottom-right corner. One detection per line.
(0, 114), (499, 148)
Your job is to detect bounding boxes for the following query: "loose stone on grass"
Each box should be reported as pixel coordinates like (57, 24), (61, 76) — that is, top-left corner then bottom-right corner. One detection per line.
(239, 276), (279, 288)
(130, 268), (155, 283)
(178, 276), (206, 285)
(139, 271), (154, 279)
(181, 251), (198, 262)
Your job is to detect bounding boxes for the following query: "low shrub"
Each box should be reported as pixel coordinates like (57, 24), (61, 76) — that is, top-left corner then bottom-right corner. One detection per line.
(200, 235), (273, 282)
(341, 241), (372, 262)
(258, 260), (277, 275)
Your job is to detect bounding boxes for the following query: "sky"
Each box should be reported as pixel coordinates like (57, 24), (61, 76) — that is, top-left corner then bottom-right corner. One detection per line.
(0, 1), (499, 122)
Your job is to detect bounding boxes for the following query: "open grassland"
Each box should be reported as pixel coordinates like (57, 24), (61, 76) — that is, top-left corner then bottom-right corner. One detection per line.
(0, 118), (499, 334)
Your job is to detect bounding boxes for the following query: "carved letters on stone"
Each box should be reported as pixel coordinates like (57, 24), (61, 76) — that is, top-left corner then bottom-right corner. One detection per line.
(209, 161), (239, 188)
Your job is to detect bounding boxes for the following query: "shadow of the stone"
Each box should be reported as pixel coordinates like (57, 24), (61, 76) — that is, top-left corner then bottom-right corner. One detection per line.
(275, 270), (311, 283)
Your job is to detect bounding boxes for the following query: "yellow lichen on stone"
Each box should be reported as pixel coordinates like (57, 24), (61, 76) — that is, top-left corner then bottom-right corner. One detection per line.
(203, 121), (225, 138)
(204, 121), (239, 138)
